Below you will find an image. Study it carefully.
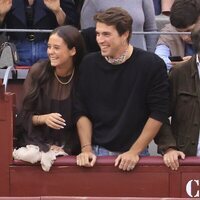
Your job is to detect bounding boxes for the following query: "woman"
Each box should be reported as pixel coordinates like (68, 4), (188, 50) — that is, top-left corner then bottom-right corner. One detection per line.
(13, 25), (86, 171)
(80, 0), (157, 52)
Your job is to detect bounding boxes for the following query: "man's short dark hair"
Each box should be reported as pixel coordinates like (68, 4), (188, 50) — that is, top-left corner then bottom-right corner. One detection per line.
(94, 7), (133, 42)
(170, 0), (200, 29)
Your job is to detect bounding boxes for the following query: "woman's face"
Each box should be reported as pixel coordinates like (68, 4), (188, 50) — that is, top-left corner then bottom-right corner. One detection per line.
(47, 33), (75, 68)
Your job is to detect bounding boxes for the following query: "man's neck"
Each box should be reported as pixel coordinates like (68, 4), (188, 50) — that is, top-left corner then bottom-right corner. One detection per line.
(105, 44), (133, 65)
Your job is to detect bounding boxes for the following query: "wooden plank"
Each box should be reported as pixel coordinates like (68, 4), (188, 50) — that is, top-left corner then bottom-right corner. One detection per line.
(6, 79), (24, 113)
(8, 157), (200, 198)
(10, 165), (169, 197)
(0, 92), (15, 196)
(9, 157), (169, 197)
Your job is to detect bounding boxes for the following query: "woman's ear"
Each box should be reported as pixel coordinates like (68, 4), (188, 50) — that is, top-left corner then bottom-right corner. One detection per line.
(70, 47), (76, 56)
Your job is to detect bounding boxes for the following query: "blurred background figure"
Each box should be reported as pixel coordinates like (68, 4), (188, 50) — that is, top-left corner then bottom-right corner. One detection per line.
(155, 20), (200, 171)
(74, 0), (84, 29)
(153, 0), (174, 16)
(155, 0), (200, 70)
(0, 0), (78, 66)
(80, 0), (158, 52)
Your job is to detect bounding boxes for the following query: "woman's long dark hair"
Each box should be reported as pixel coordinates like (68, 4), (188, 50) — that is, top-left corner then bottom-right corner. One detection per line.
(23, 25), (86, 111)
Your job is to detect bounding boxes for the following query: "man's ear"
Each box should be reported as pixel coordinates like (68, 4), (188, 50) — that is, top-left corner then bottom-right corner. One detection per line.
(122, 31), (130, 44)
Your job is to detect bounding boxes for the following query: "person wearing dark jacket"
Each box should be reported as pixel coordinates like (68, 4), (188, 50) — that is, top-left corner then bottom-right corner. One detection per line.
(0, 0), (78, 66)
(155, 21), (200, 171)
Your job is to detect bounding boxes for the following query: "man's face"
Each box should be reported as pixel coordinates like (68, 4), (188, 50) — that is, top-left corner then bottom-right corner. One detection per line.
(96, 22), (128, 58)
(176, 24), (196, 44)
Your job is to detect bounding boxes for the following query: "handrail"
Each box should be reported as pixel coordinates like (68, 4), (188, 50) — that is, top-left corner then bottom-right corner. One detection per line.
(12, 155), (200, 166)
(0, 28), (191, 35)
(0, 28), (52, 33)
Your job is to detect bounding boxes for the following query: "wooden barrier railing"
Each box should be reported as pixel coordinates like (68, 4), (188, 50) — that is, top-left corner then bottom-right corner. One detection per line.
(1, 84), (200, 198)
(0, 197), (192, 200)
(0, 67), (29, 112)
(0, 86), (15, 196)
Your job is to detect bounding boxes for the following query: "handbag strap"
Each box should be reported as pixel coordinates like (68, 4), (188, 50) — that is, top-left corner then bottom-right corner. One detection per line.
(2, 66), (16, 92)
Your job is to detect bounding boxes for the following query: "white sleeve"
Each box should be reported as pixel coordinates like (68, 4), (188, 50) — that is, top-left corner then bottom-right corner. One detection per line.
(155, 44), (172, 71)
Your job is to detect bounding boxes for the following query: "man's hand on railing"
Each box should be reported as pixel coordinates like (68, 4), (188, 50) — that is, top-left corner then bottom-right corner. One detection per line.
(115, 150), (139, 171)
(163, 148), (185, 170)
(76, 151), (97, 167)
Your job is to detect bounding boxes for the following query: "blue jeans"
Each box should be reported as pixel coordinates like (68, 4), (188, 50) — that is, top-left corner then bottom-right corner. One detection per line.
(14, 40), (48, 66)
(92, 145), (150, 156)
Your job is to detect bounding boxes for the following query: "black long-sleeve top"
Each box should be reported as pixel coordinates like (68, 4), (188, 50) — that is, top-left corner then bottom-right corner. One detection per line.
(73, 48), (169, 152)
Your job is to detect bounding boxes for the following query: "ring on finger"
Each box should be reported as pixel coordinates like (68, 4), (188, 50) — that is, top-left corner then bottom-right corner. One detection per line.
(128, 166), (134, 170)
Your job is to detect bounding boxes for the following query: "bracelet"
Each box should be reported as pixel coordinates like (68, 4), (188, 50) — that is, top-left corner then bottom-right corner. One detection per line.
(81, 144), (91, 149)
(35, 115), (40, 125)
(37, 115), (40, 125)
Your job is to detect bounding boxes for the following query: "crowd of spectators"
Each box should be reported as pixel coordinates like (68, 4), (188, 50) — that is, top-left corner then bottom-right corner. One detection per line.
(1, 0), (196, 67)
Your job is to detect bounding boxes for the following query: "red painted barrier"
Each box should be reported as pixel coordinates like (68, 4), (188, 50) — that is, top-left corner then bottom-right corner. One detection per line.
(0, 197), (193, 200)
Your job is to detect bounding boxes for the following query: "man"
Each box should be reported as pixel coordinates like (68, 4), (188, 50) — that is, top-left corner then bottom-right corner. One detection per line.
(155, 0), (200, 70)
(155, 21), (200, 171)
(73, 7), (169, 171)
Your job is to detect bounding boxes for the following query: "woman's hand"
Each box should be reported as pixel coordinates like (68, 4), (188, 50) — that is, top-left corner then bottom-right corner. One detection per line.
(41, 113), (66, 130)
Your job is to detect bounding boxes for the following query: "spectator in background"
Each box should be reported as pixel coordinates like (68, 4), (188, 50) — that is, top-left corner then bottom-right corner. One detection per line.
(0, 0), (78, 66)
(153, 0), (162, 15)
(80, 0), (158, 52)
(74, 0), (84, 29)
(13, 25), (86, 171)
(153, 0), (174, 16)
(155, 0), (200, 70)
(155, 21), (200, 171)
(160, 0), (174, 16)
